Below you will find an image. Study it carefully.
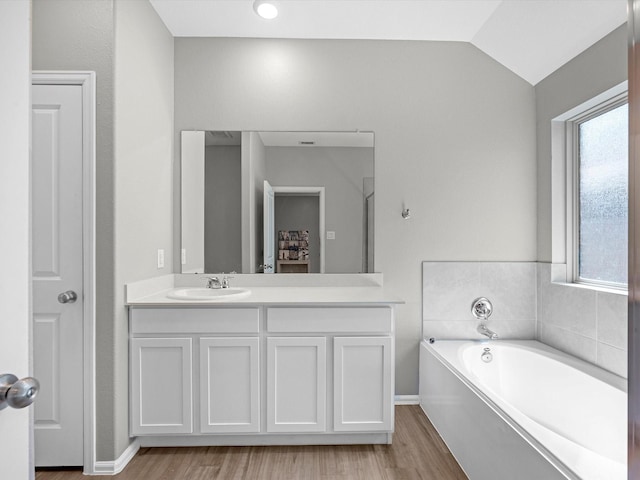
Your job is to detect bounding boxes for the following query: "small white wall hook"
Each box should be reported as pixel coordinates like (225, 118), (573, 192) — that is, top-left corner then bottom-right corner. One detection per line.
(402, 208), (411, 219)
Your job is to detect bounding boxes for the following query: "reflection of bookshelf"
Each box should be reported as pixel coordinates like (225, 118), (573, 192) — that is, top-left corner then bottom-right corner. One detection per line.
(277, 259), (310, 273)
(278, 230), (310, 273)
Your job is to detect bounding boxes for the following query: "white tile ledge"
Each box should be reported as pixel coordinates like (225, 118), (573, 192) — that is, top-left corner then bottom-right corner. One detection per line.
(550, 280), (628, 296)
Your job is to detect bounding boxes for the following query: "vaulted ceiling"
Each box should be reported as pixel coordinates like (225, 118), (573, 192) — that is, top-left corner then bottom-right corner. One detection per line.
(150, 0), (627, 85)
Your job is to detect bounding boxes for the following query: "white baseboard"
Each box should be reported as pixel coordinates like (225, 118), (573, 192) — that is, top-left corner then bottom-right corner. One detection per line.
(394, 395), (419, 405)
(90, 438), (140, 475)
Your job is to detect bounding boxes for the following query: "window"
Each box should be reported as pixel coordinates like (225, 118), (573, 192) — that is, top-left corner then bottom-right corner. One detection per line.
(572, 98), (628, 288)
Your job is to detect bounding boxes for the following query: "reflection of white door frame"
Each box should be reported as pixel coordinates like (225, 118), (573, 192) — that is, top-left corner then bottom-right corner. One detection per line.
(272, 186), (325, 273)
(365, 192), (374, 273)
(263, 180), (275, 273)
(32, 71), (97, 474)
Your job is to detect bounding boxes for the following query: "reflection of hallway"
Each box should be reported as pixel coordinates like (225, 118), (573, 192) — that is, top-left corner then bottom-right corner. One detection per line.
(275, 196), (319, 272)
(35, 406), (467, 480)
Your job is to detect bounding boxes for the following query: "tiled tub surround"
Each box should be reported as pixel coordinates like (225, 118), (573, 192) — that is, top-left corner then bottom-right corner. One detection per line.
(422, 262), (537, 341)
(537, 263), (627, 378)
(422, 261), (628, 378)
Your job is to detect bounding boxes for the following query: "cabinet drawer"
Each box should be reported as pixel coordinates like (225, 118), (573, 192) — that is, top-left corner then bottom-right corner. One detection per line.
(267, 307), (392, 333)
(131, 308), (260, 334)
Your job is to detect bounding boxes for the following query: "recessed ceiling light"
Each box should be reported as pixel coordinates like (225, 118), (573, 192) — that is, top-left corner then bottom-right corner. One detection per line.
(253, 0), (278, 20)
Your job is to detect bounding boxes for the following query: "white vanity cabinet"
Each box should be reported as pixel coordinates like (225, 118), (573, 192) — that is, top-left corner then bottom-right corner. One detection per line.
(129, 307), (261, 436)
(129, 301), (395, 445)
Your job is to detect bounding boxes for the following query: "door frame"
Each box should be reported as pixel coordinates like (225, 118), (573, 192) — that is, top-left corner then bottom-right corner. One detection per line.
(32, 71), (96, 474)
(272, 186), (325, 273)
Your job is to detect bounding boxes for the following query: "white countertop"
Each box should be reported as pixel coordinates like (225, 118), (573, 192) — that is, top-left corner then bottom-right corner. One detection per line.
(126, 274), (403, 306)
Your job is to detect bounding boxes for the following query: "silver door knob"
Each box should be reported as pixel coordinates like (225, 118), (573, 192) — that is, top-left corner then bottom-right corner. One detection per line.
(58, 290), (78, 304)
(0, 374), (39, 410)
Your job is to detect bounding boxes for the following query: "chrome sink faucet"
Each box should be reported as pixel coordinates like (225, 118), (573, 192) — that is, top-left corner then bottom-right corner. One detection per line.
(221, 275), (233, 288)
(207, 277), (222, 289)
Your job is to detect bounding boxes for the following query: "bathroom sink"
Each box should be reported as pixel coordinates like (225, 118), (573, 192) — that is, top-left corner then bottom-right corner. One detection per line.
(166, 287), (251, 301)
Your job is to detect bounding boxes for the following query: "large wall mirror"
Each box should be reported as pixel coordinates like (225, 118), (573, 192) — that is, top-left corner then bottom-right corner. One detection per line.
(181, 130), (375, 274)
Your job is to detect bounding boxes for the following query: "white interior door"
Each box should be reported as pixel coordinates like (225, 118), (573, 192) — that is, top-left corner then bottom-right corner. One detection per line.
(32, 83), (84, 466)
(0, 2), (33, 478)
(263, 180), (275, 273)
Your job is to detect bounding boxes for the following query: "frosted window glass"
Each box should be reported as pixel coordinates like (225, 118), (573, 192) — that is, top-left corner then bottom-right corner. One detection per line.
(578, 103), (628, 285)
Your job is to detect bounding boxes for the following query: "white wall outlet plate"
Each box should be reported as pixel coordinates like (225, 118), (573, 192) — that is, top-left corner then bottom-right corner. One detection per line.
(327, 231), (336, 240)
(157, 249), (165, 269)
(181, 248), (187, 265)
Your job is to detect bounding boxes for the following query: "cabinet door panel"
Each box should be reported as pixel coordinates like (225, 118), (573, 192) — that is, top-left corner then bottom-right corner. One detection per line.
(131, 337), (193, 435)
(200, 337), (260, 433)
(334, 336), (393, 432)
(267, 337), (326, 432)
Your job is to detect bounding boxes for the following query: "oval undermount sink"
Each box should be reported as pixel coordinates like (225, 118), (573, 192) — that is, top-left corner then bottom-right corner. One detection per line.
(166, 287), (251, 301)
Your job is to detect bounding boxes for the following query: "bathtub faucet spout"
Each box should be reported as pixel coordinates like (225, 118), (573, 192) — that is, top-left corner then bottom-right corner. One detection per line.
(477, 323), (498, 340)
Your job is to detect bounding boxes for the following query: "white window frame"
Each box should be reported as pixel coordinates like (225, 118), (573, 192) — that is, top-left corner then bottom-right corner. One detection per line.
(552, 82), (628, 290)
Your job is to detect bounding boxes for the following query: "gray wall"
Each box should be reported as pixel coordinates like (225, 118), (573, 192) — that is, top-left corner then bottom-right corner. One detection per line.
(266, 146), (373, 273)
(536, 25), (627, 262)
(534, 25), (627, 375)
(175, 38), (537, 395)
(33, 0), (174, 462)
(205, 145), (242, 272)
(114, 0), (174, 459)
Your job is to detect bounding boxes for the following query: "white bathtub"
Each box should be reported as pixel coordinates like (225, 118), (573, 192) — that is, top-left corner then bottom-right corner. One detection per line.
(419, 339), (626, 480)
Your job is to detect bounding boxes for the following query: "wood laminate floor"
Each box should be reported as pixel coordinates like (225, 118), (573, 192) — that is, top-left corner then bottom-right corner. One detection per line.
(35, 405), (467, 480)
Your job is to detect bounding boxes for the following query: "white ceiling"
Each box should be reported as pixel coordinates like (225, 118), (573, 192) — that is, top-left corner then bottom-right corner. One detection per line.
(149, 0), (627, 85)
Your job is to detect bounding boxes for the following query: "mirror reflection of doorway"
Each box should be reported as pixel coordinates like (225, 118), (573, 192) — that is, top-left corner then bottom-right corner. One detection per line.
(266, 186), (326, 273)
(275, 194), (320, 273)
